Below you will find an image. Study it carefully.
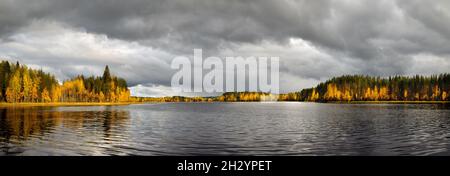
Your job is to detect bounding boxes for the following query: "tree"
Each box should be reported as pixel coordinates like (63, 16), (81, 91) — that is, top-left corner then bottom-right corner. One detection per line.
(51, 85), (61, 102)
(7, 70), (21, 103)
(103, 65), (111, 82)
(98, 91), (105, 102)
(41, 88), (51, 102)
(102, 65), (112, 98)
(31, 77), (40, 102)
(22, 68), (32, 102)
(0, 61), (11, 101)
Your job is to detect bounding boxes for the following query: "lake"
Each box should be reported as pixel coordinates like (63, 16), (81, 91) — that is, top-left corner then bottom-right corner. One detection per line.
(0, 102), (449, 156)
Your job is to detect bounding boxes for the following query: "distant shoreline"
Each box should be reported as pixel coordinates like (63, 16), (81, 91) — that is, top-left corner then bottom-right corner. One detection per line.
(1, 101), (448, 107)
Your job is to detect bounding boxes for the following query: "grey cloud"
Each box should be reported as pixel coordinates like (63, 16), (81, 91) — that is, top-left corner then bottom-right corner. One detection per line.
(2, 0), (450, 56)
(1, 0), (449, 95)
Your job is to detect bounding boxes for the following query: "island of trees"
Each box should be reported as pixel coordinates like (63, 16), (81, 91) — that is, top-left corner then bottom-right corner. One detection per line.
(0, 60), (130, 103)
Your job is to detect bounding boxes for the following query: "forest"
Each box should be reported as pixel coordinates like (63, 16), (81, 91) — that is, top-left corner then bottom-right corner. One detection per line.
(282, 74), (450, 102)
(131, 92), (279, 102)
(1, 59), (448, 103)
(133, 74), (450, 102)
(0, 60), (130, 103)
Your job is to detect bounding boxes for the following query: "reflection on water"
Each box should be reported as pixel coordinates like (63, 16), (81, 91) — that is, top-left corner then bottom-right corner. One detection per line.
(0, 103), (450, 156)
(0, 106), (130, 155)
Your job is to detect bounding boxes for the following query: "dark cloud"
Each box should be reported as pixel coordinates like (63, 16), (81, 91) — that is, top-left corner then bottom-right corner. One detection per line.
(0, 0), (449, 95)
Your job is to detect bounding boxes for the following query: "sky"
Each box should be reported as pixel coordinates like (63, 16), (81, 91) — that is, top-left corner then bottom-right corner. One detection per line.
(0, 0), (449, 97)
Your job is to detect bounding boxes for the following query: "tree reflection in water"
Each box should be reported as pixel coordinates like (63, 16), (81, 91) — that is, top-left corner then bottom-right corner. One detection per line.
(0, 106), (130, 155)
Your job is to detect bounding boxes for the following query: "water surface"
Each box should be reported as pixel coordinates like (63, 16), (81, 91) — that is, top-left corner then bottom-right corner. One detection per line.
(0, 102), (449, 155)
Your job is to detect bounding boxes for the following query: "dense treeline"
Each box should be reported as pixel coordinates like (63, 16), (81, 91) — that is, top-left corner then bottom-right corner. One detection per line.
(0, 60), (130, 103)
(4, 60), (445, 103)
(217, 92), (278, 101)
(131, 92), (280, 102)
(131, 96), (208, 102)
(135, 74), (450, 103)
(61, 65), (130, 102)
(0, 61), (59, 102)
(285, 74), (450, 102)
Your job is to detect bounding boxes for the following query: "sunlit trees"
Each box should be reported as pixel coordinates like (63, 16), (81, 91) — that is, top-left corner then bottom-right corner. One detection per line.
(22, 68), (32, 102)
(297, 74), (450, 102)
(129, 74), (450, 103)
(41, 88), (51, 102)
(308, 88), (319, 101)
(50, 85), (61, 102)
(0, 61), (60, 103)
(0, 60), (131, 103)
(6, 69), (21, 103)
(61, 77), (85, 102)
(60, 66), (130, 102)
(0, 59), (447, 103)
(31, 77), (40, 102)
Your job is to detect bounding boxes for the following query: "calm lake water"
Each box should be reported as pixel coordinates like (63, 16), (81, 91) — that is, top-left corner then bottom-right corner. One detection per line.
(0, 102), (449, 156)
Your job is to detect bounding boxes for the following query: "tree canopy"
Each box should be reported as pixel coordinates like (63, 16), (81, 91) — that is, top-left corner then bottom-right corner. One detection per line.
(281, 74), (450, 102)
(0, 60), (130, 103)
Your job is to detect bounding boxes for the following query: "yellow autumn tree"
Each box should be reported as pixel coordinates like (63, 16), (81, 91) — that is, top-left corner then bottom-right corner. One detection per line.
(98, 91), (105, 102)
(379, 86), (389, 100)
(432, 85), (440, 100)
(41, 88), (51, 102)
(324, 83), (338, 100)
(22, 68), (32, 102)
(308, 88), (319, 101)
(403, 90), (408, 100)
(7, 70), (21, 103)
(31, 77), (40, 102)
(343, 90), (352, 101)
(51, 85), (62, 102)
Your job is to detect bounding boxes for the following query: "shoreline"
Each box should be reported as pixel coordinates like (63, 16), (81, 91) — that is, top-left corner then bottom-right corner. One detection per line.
(0, 101), (449, 107)
(0, 102), (138, 107)
(323, 101), (450, 104)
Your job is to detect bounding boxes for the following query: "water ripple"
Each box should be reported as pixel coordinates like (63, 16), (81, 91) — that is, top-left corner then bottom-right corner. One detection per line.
(0, 103), (449, 155)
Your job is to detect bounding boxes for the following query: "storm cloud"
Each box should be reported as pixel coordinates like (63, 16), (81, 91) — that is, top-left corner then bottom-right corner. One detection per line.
(0, 0), (449, 96)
